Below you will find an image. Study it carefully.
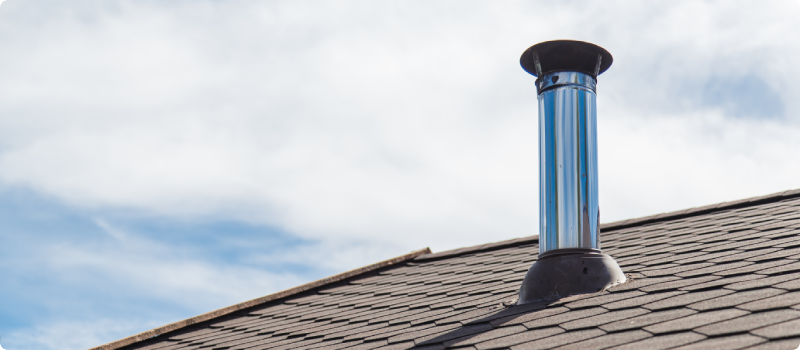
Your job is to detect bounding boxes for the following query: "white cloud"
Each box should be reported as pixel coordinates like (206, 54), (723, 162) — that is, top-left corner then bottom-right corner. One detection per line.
(7, 319), (160, 350)
(0, 1), (800, 250)
(1, 213), (311, 350)
(0, 0), (799, 253)
(56, 219), (307, 309)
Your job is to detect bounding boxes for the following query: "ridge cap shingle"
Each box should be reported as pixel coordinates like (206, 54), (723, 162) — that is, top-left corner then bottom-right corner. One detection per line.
(415, 188), (800, 262)
(600, 188), (800, 232)
(414, 235), (540, 261)
(89, 247), (431, 350)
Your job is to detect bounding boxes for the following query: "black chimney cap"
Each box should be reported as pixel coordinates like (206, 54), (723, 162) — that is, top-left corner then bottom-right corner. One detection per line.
(520, 40), (613, 77)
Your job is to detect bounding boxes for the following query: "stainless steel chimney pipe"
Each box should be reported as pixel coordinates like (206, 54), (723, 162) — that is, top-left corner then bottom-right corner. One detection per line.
(517, 40), (625, 304)
(537, 70), (600, 257)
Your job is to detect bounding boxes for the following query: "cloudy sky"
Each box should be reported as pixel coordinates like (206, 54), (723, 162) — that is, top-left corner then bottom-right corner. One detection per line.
(1, 0), (800, 349)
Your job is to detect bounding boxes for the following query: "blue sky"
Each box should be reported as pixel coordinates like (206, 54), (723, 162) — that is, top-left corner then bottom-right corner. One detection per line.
(1, 1), (800, 349)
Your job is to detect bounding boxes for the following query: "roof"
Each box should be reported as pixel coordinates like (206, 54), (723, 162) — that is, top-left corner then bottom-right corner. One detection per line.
(94, 188), (800, 350)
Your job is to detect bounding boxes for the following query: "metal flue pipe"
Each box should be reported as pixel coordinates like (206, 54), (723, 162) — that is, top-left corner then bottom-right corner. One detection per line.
(517, 40), (625, 304)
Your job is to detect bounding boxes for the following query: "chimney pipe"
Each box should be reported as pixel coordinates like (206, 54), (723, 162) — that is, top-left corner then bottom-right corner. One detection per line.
(518, 40), (626, 304)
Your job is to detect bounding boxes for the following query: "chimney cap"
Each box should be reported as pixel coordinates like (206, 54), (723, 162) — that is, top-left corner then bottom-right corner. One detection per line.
(520, 40), (613, 77)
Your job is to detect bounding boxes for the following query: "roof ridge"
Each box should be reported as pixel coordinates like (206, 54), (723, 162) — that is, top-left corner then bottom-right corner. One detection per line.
(415, 188), (800, 261)
(600, 188), (800, 231)
(414, 235), (539, 261)
(90, 247), (431, 350)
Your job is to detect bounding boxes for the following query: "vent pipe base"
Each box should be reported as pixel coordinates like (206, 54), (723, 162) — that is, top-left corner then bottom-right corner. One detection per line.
(517, 251), (626, 305)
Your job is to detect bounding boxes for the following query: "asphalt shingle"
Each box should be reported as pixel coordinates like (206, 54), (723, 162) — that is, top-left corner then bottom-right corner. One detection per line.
(642, 289), (733, 310)
(639, 276), (718, 293)
(522, 307), (607, 330)
(751, 319), (800, 339)
(694, 309), (800, 336)
(721, 273), (800, 291)
(744, 337), (800, 350)
(560, 308), (650, 330)
(688, 288), (786, 310)
(671, 334), (765, 350)
(474, 327), (564, 350)
(603, 291), (686, 310)
(642, 308), (749, 334)
(739, 291), (800, 311)
(443, 325), (527, 348)
(606, 332), (706, 350)
(599, 309), (697, 333)
(509, 329), (605, 350)
(551, 330), (651, 350)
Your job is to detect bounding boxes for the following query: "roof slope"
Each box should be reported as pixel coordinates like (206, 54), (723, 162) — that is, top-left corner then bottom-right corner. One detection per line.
(105, 189), (800, 350)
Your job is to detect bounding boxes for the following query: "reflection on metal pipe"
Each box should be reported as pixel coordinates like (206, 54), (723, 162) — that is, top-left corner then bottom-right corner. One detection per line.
(537, 71), (600, 256)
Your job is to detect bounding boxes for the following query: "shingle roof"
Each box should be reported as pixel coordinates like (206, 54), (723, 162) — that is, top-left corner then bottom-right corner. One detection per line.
(95, 188), (800, 350)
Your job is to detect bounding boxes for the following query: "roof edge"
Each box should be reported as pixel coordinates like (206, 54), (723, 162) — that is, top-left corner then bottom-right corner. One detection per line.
(600, 188), (800, 231)
(89, 247), (432, 350)
(414, 235), (539, 261)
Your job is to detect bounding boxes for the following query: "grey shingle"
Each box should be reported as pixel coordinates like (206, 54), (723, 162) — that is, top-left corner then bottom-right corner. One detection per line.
(670, 334), (765, 350)
(444, 325), (527, 347)
(642, 289), (733, 310)
(714, 260), (794, 276)
(722, 272), (800, 291)
(643, 308), (749, 334)
(344, 323), (411, 341)
(415, 323), (494, 345)
(739, 291), (800, 311)
(708, 249), (780, 263)
(745, 247), (800, 262)
(474, 327), (564, 350)
(373, 341), (415, 350)
(366, 323), (433, 342)
(606, 276), (682, 293)
(774, 278), (800, 291)
(680, 274), (762, 291)
(694, 309), (800, 336)
(664, 242), (707, 254)
(743, 337), (800, 350)
(523, 307), (607, 329)
(636, 263), (680, 272)
(639, 276), (718, 293)
(490, 307), (569, 327)
(757, 236), (800, 250)
(462, 302), (546, 325)
(435, 306), (505, 325)
(336, 340), (388, 350)
(758, 262), (800, 275)
(751, 319), (800, 339)
(605, 332), (706, 350)
(672, 250), (741, 265)
(386, 322), (460, 344)
(703, 239), (769, 252)
(598, 308), (697, 332)
(688, 288), (786, 310)
(639, 263), (714, 277)
(560, 308), (650, 330)
(675, 261), (754, 277)
(564, 291), (645, 309)
(616, 253), (675, 267)
(509, 329), (605, 350)
(551, 330), (651, 350)
(603, 291), (686, 310)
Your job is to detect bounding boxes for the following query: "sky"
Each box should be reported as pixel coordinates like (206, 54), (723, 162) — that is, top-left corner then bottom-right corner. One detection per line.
(1, 0), (800, 349)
